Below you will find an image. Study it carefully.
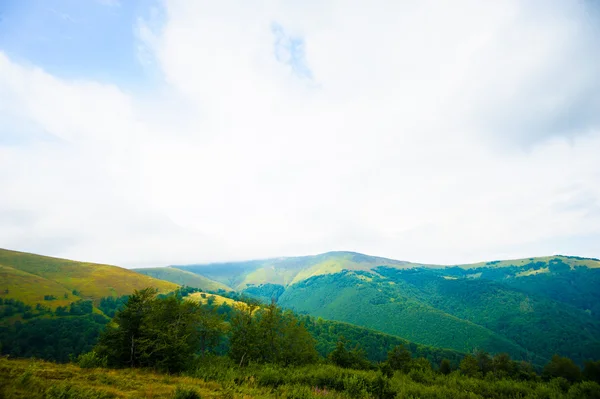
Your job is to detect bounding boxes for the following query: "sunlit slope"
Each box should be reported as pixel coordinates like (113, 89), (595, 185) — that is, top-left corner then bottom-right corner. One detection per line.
(174, 251), (422, 289)
(455, 255), (600, 270)
(133, 267), (232, 292)
(0, 248), (178, 303)
(186, 292), (241, 307)
(175, 252), (600, 290)
(0, 264), (74, 309)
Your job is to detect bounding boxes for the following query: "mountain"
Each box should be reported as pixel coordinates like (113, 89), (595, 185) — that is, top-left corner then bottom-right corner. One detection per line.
(174, 251), (600, 365)
(173, 251), (424, 290)
(0, 248), (178, 307)
(133, 266), (232, 292)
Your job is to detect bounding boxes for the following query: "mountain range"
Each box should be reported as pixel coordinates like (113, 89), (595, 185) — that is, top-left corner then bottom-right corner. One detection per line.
(2, 247), (600, 366)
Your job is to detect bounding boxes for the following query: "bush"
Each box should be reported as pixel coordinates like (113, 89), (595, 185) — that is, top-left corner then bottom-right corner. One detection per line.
(77, 351), (108, 369)
(173, 386), (201, 399)
(285, 384), (314, 399)
(343, 374), (368, 399)
(567, 381), (600, 399)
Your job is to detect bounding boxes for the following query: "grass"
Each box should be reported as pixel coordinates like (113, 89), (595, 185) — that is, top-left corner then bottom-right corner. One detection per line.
(187, 292), (246, 308)
(2, 356), (599, 399)
(458, 255), (600, 270)
(0, 357), (245, 398)
(0, 248), (178, 304)
(133, 267), (233, 292)
(0, 264), (73, 309)
(0, 357), (350, 399)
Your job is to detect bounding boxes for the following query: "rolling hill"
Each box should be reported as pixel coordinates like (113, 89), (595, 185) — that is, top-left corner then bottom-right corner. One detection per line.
(173, 251), (423, 290)
(175, 251), (600, 365)
(133, 266), (232, 292)
(0, 248), (178, 306)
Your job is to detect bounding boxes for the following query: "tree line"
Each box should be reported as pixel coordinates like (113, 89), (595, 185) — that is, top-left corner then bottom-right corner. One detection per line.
(77, 287), (600, 389)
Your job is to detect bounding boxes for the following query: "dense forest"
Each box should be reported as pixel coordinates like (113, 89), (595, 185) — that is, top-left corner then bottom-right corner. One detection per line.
(2, 287), (600, 398)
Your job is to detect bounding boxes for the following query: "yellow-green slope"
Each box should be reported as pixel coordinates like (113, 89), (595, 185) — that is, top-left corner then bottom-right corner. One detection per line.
(0, 248), (178, 304)
(133, 267), (233, 292)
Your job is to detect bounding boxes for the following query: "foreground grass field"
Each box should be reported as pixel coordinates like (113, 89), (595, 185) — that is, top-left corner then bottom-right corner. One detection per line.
(2, 356), (600, 399)
(0, 357), (282, 399)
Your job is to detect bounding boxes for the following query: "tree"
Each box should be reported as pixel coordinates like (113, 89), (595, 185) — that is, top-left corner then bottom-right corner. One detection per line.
(228, 300), (261, 366)
(583, 360), (600, 383)
(543, 354), (582, 383)
(329, 336), (370, 369)
(439, 359), (452, 375)
(228, 300), (318, 366)
(475, 350), (492, 375)
(95, 288), (223, 372)
(492, 353), (515, 377)
(387, 345), (412, 372)
(460, 355), (480, 377)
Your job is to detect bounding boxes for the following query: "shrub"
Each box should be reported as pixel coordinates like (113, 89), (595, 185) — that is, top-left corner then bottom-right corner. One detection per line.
(567, 381), (600, 399)
(343, 374), (368, 399)
(77, 351), (108, 369)
(173, 386), (201, 399)
(285, 384), (314, 399)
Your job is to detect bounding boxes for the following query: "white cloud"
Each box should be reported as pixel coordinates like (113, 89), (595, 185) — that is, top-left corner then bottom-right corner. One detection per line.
(1, 0), (600, 266)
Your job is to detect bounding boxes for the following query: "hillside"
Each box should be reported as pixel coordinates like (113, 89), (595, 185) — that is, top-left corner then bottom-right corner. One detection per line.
(132, 266), (232, 292)
(0, 248), (181, 362)
(173, 251), (421, 289)
(0, 248), (178, 305)
(277, 271), (537, 363)
(174, 252), (600, 365)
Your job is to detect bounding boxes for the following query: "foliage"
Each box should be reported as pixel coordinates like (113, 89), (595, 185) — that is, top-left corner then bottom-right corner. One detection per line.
(4, 353), (600, 399)
(328, 337), (371, 370)
(439, 358), (452, 375)
(0, 314), (108, 362)
(386, 344), (411, 372)
(584, 360), (600, 384)
(543, 354), (582, 382)
(77, 351), (108, 369)
(228, 301), (318, 366)
(94, 288), (223, 372)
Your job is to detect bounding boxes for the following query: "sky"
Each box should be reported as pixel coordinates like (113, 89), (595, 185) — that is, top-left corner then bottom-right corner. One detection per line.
(1, 0), (600, 267)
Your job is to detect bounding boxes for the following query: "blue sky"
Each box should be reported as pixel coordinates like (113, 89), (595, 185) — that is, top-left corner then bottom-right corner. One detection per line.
(1, 1), (600, 266)
(0, 0), (163, 87)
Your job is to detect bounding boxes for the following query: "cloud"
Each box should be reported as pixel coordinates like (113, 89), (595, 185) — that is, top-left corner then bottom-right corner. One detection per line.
(1, 0), (600, 266)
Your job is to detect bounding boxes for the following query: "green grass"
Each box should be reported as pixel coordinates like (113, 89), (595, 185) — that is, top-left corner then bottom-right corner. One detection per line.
(0, 248), (178, 305)
(0, 264), (73, 309)
(133, 267), (233, 292)
(2, 356), (599, 399)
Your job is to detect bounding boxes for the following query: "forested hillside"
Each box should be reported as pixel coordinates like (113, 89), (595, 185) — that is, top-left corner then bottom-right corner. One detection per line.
(175, 252), (600, 366)
(3, 287), (600, 399)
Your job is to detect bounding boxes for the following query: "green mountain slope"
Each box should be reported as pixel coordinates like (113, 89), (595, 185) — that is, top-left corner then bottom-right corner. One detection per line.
(375, 267), (600, 364)
(442, 256), (600, 318)
(0, 248), (178, 305)
(133, 267), (232, 292)
(178, 251), (600, 364)
(277, 271), (536, 363)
